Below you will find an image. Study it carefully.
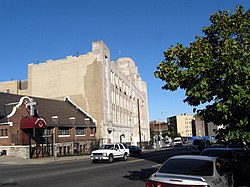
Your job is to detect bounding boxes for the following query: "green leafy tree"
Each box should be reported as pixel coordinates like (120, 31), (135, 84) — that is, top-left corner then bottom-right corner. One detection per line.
(154, 5), (250, 143)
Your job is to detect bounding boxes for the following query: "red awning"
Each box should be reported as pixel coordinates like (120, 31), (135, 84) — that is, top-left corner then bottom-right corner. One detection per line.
(20, 117), (47, 129)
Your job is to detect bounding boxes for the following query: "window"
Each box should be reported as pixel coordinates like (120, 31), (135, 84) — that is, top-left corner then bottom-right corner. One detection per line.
(159, 158), (213, 176)
(115, 144), (119, 150)
(59, 128), (69, 135)
(43, 129), (51, 136)
(1, 129), (3, 136)
(5, 129), (8, 136)
(76, 128), (85, 135)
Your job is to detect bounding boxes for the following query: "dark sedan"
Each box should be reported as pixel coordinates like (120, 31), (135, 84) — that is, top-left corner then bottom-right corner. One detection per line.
(200, 147), (242, 185)
(128, 146), (142, 156)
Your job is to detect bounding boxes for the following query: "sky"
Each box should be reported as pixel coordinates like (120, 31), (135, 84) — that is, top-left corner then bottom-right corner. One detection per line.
(0, 0), (249, 121)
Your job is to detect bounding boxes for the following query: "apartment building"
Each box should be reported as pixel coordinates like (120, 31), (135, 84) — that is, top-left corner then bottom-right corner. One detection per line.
(168, 113), (194, 137)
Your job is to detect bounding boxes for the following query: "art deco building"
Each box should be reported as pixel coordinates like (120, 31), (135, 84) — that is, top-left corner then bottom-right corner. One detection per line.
(0, 41), (150, 145)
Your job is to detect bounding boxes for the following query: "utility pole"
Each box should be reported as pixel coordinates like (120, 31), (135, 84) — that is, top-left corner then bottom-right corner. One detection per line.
(137, 98), (142, 148)
(53, 128), (57, 160)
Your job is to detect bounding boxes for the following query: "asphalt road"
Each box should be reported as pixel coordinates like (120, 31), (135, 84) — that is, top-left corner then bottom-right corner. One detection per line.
(0, 147), (249, 187)
(0, 148), (189, 187)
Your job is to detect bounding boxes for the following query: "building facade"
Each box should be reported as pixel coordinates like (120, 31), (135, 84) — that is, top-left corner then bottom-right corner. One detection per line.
(0, 41), (150, 145)
(0, 93), (97, 158)
(168, 113), (194, 137)
(194, 115), (217, 137)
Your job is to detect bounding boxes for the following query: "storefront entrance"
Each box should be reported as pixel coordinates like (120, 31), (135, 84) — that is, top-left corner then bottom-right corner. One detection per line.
(20, 117), (53, 159)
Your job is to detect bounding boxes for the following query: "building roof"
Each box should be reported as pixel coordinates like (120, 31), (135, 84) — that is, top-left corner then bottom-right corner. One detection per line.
(0, 92), (95, 127)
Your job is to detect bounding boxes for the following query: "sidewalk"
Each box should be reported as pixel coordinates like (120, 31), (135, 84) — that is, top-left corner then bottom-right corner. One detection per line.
(0, 155), (90, 165)
(0, 148), (156, 165)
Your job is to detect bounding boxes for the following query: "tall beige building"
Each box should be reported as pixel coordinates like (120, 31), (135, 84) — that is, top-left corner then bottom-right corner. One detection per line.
(169, 113), (194, 137)
(0, 41), (150, 145)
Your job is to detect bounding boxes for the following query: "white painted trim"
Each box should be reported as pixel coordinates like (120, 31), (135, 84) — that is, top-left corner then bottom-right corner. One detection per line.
(58, 135), (70, 137)
(0, 136), (8, 139)
(7, 96), (31, 118)
(0, 122), (13, 126)
(64, 96), (97, 124)
(76, 135), (86, 137)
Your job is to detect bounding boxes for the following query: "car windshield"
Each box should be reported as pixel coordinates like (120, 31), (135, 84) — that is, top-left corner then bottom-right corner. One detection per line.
(122, 143), (128, 149)
(100, 144), (114, 150)
(201, 150), (233, 159)
(159, 158), (213, 176)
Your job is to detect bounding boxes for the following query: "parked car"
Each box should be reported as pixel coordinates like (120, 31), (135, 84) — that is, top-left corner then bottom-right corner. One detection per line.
(163, 140), (171, 148)
(173, 137), (183, 147)
(200, 147), (242, 185)
(146, 155), (234, 187)
(192, 139), (210, 153)
(200, 148), (236, 166)
(128, 146), (142, 156)
(226, 143), (249, 174)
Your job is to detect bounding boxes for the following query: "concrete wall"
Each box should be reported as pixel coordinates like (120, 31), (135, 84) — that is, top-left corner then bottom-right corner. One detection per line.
(0, 146), (30, 159)
(0, 140), (99, 159)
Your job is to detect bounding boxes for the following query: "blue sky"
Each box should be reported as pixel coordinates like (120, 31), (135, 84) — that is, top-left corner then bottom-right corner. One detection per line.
(0, 0), (249, 121)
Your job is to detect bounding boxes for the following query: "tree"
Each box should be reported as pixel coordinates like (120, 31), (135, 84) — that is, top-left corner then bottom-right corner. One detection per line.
(154, 5), (250, 143)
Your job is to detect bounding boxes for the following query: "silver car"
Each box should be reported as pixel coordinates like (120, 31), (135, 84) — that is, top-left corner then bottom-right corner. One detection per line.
(146, 155), (233, 187)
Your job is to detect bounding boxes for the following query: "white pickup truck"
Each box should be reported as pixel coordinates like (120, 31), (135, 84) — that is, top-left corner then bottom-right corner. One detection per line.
(90, 143), (130, 163)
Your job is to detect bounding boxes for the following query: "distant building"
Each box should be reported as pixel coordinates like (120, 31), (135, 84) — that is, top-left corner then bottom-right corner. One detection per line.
(0, 41), (150, 145)
(150, 121), (168, 135)
(168, 113), (194, 137)
(194, 115), (217, 137)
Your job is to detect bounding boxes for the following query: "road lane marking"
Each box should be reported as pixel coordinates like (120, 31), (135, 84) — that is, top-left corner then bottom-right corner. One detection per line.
(152, 164), (161, 168)
(128, 159), (144, 163)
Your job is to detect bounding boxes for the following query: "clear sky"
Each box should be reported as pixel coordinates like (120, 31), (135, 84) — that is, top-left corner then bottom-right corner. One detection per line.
(0, 0), (249, 121)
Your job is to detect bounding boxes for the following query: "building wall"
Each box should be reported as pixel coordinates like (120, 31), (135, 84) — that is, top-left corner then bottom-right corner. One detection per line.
(0, 80), (28, 95)
(0, 123), (11, 146)
(27, 48), (103, 138)
(108, 57), (150, 144)
(5, 41), (150, 145)
(0, 97), (32, 146)
(194, 116), (217, 137)
(194, 116), (206, 137)
(174, 113), (194, 137)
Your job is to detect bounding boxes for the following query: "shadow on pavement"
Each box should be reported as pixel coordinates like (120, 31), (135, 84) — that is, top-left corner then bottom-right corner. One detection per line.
(123, 167), (158, 182)
(126, 148), (250, 187)
(0, 175), (17, 186)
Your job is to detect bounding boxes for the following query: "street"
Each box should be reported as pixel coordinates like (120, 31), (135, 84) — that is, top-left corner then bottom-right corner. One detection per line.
(0, 148), (189, 187)
(0, 147), (249, 187)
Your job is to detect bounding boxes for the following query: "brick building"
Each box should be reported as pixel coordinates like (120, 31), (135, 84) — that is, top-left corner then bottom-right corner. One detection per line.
(0, 92), (96, 158)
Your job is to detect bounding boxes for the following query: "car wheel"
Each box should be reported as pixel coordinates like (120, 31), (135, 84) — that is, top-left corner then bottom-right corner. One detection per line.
(123, 153), (128, 161)
(108, 155), (114, 163)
